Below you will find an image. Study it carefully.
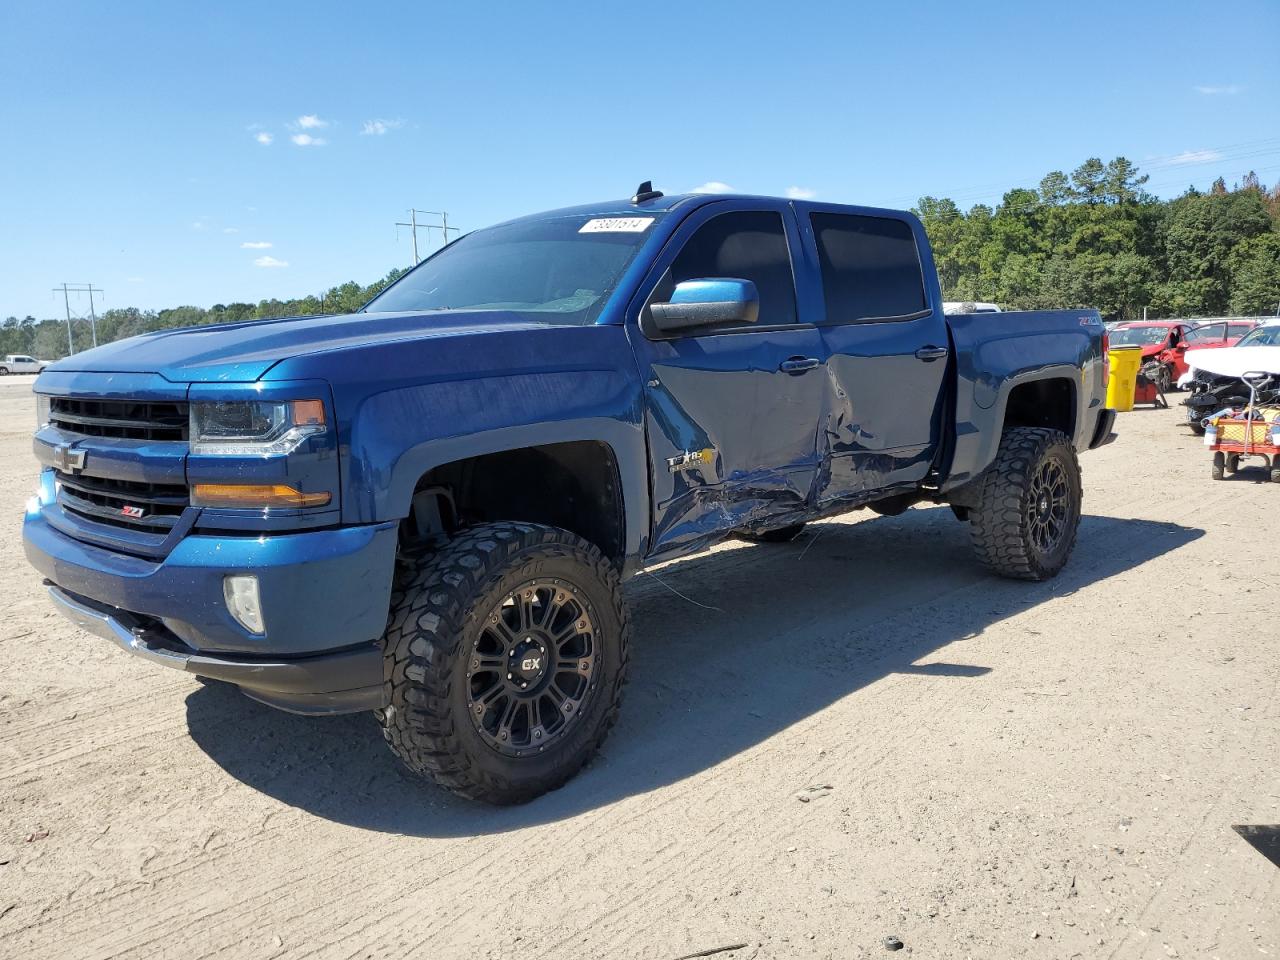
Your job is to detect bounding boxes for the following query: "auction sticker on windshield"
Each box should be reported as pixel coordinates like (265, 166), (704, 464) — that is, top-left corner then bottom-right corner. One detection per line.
(579, 217), (654, 233)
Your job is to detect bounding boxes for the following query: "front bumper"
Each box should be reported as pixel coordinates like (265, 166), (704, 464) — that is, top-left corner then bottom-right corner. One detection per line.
(47, 585), (385, 714)
(25, 506), (399, 714)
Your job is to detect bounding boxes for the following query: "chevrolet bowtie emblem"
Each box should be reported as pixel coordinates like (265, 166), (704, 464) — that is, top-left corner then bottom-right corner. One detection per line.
(51, 444), (86, 473)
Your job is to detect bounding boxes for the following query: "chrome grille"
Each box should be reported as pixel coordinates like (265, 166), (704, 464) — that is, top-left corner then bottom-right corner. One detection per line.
(49, 397), (189, 442)
(54, 471), (188, 534)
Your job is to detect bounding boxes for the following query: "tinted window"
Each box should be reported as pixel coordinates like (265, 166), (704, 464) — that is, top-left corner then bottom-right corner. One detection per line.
(1227, 323), (1254, 338)
(811, 213), (926, 322)
(670, 211), (797, 325)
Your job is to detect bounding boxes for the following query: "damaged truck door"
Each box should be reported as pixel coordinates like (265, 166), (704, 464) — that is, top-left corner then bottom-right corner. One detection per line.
(633, 205), (827, 555)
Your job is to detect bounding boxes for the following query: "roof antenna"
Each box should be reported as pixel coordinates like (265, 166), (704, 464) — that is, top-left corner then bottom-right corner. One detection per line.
(632, 180), (664, 204)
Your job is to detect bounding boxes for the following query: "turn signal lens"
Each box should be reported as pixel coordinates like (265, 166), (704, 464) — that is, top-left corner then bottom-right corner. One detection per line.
(291, 399), (325, 426)
(191, 483), (331, 508)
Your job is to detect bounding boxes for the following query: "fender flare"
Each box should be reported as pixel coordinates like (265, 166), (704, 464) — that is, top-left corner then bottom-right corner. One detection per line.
(942, 364), (1085, 494)
(356, 417), (651, 565)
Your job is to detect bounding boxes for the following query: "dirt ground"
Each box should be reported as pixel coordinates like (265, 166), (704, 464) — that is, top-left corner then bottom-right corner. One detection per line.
(0, 373), (1276, 960)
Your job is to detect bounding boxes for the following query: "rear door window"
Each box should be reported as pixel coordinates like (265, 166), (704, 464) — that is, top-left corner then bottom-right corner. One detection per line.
(810, 213), (927, 323)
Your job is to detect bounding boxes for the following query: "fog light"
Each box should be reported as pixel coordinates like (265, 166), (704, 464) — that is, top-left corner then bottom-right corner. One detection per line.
(223, 575), (265, 634)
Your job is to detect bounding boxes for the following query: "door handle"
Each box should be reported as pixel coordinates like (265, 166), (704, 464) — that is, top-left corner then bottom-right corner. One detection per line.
(779, 356), (821, 374)
(915, 345), (949, 361)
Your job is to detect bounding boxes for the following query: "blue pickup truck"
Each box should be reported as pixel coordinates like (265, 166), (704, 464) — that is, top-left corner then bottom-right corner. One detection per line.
(24, 185), (1115, 803)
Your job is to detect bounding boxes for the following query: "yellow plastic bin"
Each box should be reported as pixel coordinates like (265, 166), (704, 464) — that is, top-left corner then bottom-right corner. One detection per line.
(1106, 345), (1142, 412)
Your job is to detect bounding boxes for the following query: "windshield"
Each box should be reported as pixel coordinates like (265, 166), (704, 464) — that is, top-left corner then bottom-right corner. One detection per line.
(365, 214), (663, 324)
(1236, 325), (1280, 347)
(1109, 326), (1171, 346)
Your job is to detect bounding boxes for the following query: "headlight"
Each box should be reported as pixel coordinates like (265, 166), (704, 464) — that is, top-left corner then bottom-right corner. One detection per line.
(190, 399), (326, 456)
(35, 393), (51, 429)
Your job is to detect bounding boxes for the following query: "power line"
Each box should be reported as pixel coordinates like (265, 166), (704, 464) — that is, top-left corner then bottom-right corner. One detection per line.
(52, 283), (102, 355)
(395, 208), (461, 265)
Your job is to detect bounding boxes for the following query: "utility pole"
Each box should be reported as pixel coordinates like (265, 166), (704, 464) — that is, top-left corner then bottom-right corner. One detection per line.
(395, 208), (460, 265)
(52, 283), (103, 352)
(86, 285), (99, 347)
(58, 283), (75, 356)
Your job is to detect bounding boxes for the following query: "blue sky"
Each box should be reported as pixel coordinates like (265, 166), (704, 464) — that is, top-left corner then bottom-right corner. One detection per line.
(2, 0), (1277, 319)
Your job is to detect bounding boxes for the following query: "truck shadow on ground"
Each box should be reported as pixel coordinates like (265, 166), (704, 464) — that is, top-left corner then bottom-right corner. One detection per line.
(185, 507), (1201, 836)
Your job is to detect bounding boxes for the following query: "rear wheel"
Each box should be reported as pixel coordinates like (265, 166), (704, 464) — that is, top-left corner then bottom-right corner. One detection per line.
(738, 523), (806, 543)
(1212, 452), (1225, 481)
(1226, 454), (1240, 475)
(1271, 462), (1280, 484)
(967, 427), (1081, 581)
(378, 522), (629, 804)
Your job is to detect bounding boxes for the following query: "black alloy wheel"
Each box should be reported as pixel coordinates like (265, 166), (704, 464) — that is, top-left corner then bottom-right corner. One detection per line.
(466, 579), (599, 758)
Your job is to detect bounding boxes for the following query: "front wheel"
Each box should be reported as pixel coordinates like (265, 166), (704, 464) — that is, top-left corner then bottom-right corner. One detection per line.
(0, 367), (9, 376)
(378, 522), (630, 804)
(967, 427), (1082, 581)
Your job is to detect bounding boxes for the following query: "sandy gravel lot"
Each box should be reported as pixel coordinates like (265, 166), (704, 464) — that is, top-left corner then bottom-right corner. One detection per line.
(0, 374), (1276, 960)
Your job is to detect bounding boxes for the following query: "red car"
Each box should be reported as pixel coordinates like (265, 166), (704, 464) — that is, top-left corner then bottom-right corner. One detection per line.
(1108, 321), (1191, 391)
(1181, 319), (1259, 367)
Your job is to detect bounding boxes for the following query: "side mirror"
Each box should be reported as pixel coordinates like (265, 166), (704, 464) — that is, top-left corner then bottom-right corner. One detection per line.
(649, 279), (759, 334)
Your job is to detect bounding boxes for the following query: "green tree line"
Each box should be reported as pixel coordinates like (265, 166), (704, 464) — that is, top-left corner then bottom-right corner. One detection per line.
(916, 157), (1280, 320)
(1, 267), (408, 361)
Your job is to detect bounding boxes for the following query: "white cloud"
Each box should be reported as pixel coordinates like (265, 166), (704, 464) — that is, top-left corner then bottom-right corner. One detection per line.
(222, 227), (239, 234)
(785, 186), (817, 200)
(297, 114), (329, 129)
(690, 181), (735, 194)
(1194, 84), (1242, 95)
(361, 118), (405, 136)
(254, 131), (273, 145)
(191, 220), (207, 231)
(290, 133), (327, 147)
(241, 241), (273, 249)
(1168, 149), (1223, 165)
(254, 255), (288, 268)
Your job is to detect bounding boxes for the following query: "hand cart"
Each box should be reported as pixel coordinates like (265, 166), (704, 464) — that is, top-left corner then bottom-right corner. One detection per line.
(1205, 372), (1280, 483)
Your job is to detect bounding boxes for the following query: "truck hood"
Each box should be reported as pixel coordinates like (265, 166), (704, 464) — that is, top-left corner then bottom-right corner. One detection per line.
(44, 310), (547, 383)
